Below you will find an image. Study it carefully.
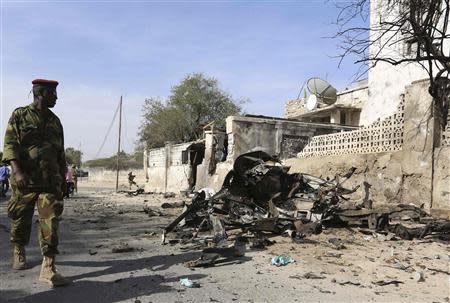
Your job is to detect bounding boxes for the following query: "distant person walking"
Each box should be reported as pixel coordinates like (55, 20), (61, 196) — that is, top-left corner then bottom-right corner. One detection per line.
(0, 163), (10, 197)
(65, 167), (74, 198)
(128, 171), (137, 189)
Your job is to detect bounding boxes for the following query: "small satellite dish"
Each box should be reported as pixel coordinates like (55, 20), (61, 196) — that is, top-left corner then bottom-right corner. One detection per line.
(306, 78), (337, 105)
(306, 94), (318, 111)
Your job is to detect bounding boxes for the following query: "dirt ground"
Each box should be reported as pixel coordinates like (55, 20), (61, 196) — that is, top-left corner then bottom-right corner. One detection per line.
(0, 184), (449, 303)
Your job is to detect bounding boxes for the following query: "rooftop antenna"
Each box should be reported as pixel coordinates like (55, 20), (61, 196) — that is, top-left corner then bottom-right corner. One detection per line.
(305, 77), (338, 111)
(296, 81), (307, 100)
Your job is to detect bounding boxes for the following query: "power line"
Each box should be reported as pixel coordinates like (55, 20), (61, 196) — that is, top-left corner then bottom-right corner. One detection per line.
(94, 100), (120, 159)
(121, 106), (134, 152)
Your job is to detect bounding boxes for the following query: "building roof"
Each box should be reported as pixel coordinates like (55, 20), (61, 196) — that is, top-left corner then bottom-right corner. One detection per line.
(294, 104), (361, 119)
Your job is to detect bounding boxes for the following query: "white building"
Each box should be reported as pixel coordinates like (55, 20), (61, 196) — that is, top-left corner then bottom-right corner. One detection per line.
(363, 0), (450, 125)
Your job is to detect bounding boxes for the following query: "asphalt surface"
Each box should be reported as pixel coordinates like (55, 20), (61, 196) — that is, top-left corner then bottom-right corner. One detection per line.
(1, 187), (449, 303)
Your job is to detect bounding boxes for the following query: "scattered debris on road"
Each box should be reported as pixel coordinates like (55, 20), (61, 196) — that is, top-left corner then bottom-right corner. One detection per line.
(180, 278), (200, 288)
(118, 188), (146, 196)
(372, 280), (404, 286)
(161, 201), (185, 209)
(112, 243), (136, 253)
(143, 205), (165, 217)
(271, 255), (295, 266)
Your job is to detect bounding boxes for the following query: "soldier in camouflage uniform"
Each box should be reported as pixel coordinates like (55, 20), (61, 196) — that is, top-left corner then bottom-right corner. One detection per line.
(2, 79), (69, 286)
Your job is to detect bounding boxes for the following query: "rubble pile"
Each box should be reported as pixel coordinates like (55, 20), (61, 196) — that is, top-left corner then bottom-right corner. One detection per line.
(162, 151), (450, 266)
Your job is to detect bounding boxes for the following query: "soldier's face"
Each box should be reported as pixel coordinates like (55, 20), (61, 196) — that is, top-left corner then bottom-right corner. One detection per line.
(42, 88), (58, 108)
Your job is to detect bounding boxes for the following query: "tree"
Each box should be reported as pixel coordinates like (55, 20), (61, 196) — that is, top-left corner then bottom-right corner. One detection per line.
(65, 147), (83, 167)
(139, 73), (244, 148)
(138, 98), (193, 149)
(334, 0), (449, 131)
(84, 151), (143, 170)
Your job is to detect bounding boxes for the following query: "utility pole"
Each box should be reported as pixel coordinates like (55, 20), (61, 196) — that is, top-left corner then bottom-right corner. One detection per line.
(78, 141), (82, 167)
(115, 96), (122, 192)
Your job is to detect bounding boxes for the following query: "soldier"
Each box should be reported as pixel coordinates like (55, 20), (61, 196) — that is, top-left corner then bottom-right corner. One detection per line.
(128, 171), (137, 189)
(2, 79), (69, 286)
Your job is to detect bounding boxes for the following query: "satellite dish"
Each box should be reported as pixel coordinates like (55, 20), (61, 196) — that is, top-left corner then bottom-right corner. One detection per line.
(306, 94), (318, 111)
(306, 78), (337, 105)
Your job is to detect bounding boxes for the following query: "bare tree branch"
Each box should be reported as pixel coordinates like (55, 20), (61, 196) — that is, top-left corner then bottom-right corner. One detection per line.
(333, 0), (450, 131)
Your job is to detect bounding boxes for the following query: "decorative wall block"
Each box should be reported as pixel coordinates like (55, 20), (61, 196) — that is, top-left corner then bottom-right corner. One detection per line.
(298, 98), (405, 158)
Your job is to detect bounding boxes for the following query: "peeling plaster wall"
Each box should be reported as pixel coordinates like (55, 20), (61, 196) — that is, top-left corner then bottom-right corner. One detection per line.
(146, 147), (166, 193)
(285, 99), (307, 119)
(196, 161), (232, 192)
(86, 168), (146, 187)
(194, 117), (357, 192)
(433, 147), (450, 216)
(195, 131), (230, 192)
(286, 147), (449, 216)
(145, 142), (192, 193)
(286, 80), (450, 216)
(285, 150), (434, 210)
(226, 116), (357, 161)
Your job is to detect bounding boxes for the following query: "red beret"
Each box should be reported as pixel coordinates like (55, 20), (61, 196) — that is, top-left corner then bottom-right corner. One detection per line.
(32, 79), (59, 86)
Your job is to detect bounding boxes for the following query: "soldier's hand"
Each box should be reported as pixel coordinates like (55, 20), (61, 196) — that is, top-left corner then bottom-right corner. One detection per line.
(15, 171), (28, 189)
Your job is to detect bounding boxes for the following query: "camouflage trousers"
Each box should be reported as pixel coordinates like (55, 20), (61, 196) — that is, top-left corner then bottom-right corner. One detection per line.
(128, 180), (137, 189)
(7, 185), (64, 256)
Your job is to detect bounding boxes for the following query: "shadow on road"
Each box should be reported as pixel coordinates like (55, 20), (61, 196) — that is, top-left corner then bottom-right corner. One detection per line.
(3, 273), (207, 303)
(60, 251), (201, 281)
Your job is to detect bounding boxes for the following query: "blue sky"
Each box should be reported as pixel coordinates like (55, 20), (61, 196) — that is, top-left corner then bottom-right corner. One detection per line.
(0, 0), (367, 160)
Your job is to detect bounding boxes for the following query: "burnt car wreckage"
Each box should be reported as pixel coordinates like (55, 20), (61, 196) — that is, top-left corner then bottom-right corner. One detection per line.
(162, 151), (450, 259)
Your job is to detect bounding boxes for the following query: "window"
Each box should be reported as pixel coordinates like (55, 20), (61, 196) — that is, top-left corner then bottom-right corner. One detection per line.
(340, 112), (347, 125)
(181, 150), (188, 164)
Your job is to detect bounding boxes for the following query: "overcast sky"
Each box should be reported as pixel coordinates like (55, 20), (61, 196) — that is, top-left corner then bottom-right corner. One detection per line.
(0, 0), (367, 160)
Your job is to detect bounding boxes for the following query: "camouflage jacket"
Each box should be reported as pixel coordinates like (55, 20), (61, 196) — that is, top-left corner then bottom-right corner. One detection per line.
(2, 104), (66, 190)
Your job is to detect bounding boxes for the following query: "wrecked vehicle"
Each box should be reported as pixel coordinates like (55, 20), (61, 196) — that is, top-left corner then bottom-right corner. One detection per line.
(162, 151), (357, 244)
(162, 151), (450, 250)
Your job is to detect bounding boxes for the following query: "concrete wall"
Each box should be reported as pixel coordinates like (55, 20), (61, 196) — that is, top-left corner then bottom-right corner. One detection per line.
(145, 142), (193, 193)
(285, 151), (432, 209)
(286, 145), (449, 217)
(433, 146), (450, 217)
(285, 99), (307, 119)
(194, 117), (358, 192)
(226, 116), (357, 161)
(337, 85), (368, 108)
(196, 161), (233, 192)
(85, 168), (146, 188)
(286, 80), (450, 216)
(144, 116), (357, 193)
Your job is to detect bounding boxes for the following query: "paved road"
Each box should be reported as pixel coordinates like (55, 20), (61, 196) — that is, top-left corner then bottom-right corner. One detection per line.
(1, 188), (448, 303)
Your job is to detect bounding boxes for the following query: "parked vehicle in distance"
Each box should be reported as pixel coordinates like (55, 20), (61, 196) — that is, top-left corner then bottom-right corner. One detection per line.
(76, 170), (89, 178)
